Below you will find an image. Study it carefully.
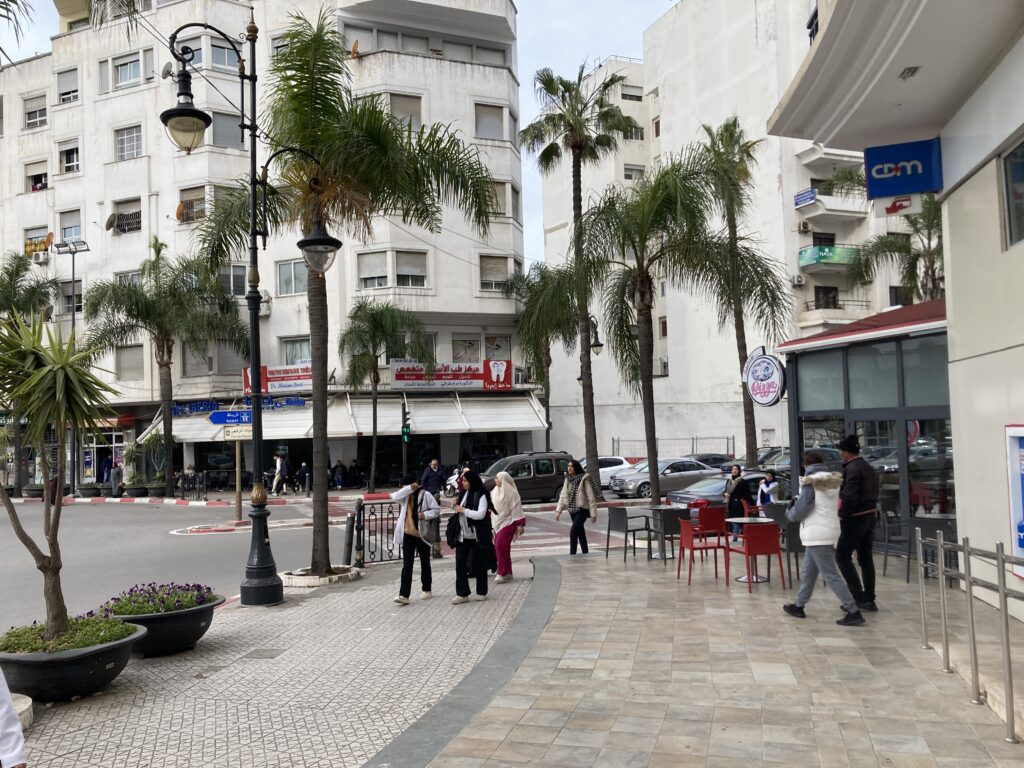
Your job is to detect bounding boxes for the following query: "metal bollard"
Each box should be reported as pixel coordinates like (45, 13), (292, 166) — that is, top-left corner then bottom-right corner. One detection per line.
(354, 499), (364, 568)
(996, 542), (1018, 743)
(917, 527), (932, 650)
(936, 530), (952, 672)
(305, 473), (311, 498)
(341, 513), (354, 567)
(962, 537), (984, 704)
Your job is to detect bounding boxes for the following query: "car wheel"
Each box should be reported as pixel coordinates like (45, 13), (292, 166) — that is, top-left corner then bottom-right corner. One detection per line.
(637, 483), (651, 498)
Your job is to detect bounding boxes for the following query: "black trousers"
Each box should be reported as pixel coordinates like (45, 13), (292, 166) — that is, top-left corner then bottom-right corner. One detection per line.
(455, 541), (488, 597)
(569, 509), (590, 554)
(400, 535), (432, 598)
(836, 514), (876, 603)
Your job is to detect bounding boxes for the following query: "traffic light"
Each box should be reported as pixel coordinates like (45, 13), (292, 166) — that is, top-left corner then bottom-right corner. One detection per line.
(401, 405), (411, 443)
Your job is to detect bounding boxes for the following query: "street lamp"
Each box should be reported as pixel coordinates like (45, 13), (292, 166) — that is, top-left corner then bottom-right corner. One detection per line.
(297, 200), (341, 273)
(589, 315), (604, 356)
(52, 239), (90, 495)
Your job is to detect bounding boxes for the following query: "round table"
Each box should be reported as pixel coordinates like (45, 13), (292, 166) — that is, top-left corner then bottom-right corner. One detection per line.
(725, 517), (777, 583)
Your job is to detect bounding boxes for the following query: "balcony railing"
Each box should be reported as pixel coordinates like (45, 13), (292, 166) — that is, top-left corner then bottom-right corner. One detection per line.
(179, 198), (206, 223)
(803, 298), (870, 312)
(799, 244), (860, 270)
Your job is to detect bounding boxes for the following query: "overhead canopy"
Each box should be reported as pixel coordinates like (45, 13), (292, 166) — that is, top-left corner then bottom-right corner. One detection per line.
(777, 299), (946, 354)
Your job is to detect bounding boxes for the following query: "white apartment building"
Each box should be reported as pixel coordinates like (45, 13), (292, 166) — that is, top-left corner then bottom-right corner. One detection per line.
(541, 0), (906, 462)
(1, 0), (541, 485)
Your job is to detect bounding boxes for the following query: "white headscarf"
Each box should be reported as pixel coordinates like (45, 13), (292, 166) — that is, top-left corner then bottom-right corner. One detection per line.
(491, 471), (524, 530)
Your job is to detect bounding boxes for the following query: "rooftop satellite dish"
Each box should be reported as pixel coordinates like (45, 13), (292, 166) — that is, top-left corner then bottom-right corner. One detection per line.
(44, 232), (54, 249)
(175, 201), (186, 222)
(161, 62), (174, 80)
(350, 39), (359, 58)
(104, 213), (118, 231)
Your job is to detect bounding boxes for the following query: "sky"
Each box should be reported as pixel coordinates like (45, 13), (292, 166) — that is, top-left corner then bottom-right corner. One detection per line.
(0, 0), (673, 262)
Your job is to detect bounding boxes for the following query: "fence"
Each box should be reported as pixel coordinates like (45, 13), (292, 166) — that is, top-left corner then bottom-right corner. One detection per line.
(353, 496), (403, 567)
(611, 436), (736, 458)
(915, 527), (1023, 743)
(178, 472), (206, 501)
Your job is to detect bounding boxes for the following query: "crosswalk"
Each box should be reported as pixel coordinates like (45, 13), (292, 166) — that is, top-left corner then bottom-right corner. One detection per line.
(508, 513), (626, 556)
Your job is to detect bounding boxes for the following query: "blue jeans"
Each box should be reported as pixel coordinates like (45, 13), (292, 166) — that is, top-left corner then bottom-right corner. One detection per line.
(796, 544), (858, 613)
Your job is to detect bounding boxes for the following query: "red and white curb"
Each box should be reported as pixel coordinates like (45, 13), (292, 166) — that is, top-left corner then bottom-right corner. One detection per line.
(173, 516), (352, 535)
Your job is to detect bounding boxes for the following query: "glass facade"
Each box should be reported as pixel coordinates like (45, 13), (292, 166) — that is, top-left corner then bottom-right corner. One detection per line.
(796, 349), (843, 411)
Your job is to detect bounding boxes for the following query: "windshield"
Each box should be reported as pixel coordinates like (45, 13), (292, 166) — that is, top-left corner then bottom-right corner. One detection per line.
(760, 449), (789, 465)
(686, 477), (728, 493)
(630, 460), (649, 473)
(483, 458), (511, 476)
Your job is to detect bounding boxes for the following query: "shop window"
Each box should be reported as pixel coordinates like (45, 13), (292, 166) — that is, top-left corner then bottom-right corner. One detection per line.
(479, 255), (508, 291)
(59, 141), (80, 173)
(813, 285), (838, 309)
(452, 333), (480, 364)
(211, 112), (243, 149)
(115, 125), (143, 161)
(357, 251), (387, 289)
(24, 95), (47, 128)
(282, 337), (310, 365)
(902, 335), (949, 407)
(115, 345), (144, 380)
(25, 161), (48, 193)
(847, 342), (898, 408)
(621, 84), (643, 102)
(60, 209), (82, 242)
(475, 104), (504, 140)
(1005, 140), (1024, 247)
(396, 251), (426, 287)
(796, 349), (843, 411)
(277, 259), (308, 296)
(57, 69), (79, 103)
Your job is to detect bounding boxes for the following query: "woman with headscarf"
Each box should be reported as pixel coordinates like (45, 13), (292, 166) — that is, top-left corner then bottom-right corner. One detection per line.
(390, 473), (440, 605)
(491, 471), (526, 582)
(555, 460), (598, 555)
(451, 470), (495, 604)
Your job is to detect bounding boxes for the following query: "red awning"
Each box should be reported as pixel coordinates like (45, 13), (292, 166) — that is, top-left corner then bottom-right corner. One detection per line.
(777, 299), (946, 354)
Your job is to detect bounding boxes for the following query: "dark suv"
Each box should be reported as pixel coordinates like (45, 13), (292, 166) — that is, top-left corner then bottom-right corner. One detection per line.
(481, 451), (572, 502)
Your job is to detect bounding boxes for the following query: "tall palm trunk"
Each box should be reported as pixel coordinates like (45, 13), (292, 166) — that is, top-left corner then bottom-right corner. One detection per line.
(369, 372), (379, 493)
(156, 343), (175, 496)
(543, 346), (552, 452)
(41, 432), (69, 639)
(635, 281), (660, 500)
(571, 148), (602, 498)
(308, 270), (331, 574)
(726, 213), (758, 468)
(12, 402), (22, 496)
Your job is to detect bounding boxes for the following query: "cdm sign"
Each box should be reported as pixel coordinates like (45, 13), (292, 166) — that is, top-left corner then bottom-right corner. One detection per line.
(863, 138), (942, 200)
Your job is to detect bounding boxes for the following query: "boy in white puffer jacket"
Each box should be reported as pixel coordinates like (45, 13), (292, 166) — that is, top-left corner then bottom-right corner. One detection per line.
(782, 452), (866, 626)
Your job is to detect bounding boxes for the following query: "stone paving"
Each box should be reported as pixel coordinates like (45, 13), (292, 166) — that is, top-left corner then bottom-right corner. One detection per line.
(428, 552), (1024, 768)
(21, 563), (529, 768)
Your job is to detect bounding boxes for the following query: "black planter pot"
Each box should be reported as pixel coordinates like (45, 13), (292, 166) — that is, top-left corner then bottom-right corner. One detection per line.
(0, 624), (147, 702)
(114, 596), (225, 657)
(23, 488), (43, 499)
(124, 487), (148, 498)
(79, 486), (102, 498)
(146, 486), (166, 498)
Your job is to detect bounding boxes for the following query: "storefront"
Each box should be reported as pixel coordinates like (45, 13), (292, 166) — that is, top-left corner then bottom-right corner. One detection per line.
(778, 300), (952, 529)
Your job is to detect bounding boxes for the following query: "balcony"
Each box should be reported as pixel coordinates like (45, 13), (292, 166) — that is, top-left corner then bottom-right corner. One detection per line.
(794, 187), (867, 224)
(794, 143), (862, 177)
(797, 298), (872, 336)
(798, 243), (860, 273)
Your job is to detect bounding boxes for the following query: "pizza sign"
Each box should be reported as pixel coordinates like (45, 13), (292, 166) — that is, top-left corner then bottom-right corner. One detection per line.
(743, 347), (786, 407)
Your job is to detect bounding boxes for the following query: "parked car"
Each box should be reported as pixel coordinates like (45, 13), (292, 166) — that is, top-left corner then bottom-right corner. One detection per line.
(665, 470), (791, 509)
(609, 458), (719, 498)
(687, 452), (734, 469)
(759, 447), (841, 474)
(481, 451), (572, 502)
(581, 456), (635, 488)
(719, 446), (782, 473)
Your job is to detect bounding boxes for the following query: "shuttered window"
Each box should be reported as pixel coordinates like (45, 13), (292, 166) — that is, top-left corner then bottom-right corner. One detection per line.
(480, 255), (508, 291)
(182, 344), (210, 377)
(60, 209), (82, 242)
(116, 345), (144, 380)
(444, 41), (471, 61)
(390, 94), (421, 131)
(57, 69), (79, 103)
(24, 95), (46, 128)
(476, 47), (505, 65)
(358, 251), (387, 289)
(396, 251), (426, 287)
(490, 182), (507, 215)
(345, 26), (373, 53)
(621, 84), (643, 102)
(211, 112), (243, 149)
(402, 35), (428, 54)
(475, 104), (503, 140)
(114, 198), (142, 234)
(25, 161), (48, 193)
(216, 342), (248, 375)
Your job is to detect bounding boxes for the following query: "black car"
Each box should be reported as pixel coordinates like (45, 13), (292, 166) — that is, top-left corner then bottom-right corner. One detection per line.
(686, 453), (734, 469)
(719, 447), (783, 474)
(665, 470), (791, 509)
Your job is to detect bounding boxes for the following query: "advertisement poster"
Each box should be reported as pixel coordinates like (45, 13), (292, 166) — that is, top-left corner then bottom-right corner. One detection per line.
(390, 359), (513, 391)
(243, 363), (313, 395)
(1007, 426), (1024, 580)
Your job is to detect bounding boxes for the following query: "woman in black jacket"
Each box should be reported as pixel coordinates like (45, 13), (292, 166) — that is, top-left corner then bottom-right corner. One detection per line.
(724, 464), (754, 535)
(451, 471), (495, 604)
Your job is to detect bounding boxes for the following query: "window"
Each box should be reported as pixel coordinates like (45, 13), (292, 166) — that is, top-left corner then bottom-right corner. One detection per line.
(113, 199), (142, 234)
(535, 458), (554, 476)
(475, 104), (504, 140)
(660, 281), (666, 297)
(179, 187), (206, 223)
(57, 69), (79, 103)
(444, 40), (472, 61)
(390, 94), (421, 131)
(113, 53), (141, 88)
(277, 259), (308, 296)
(24, 95), (46, 129)
(0, 95), (4, 135)
(624, 164), (645, 181)
(508, 111), (518, 142)
(660, 356), (669, 376)
(25, 161), (48, 193)
(98, 59), (110, 93)
(271, 37), (288, 58)
(219, 264), (246, 296)
(59, 142), (80, 173)
(479, 255), (508, 291)
(282, 337), (310, 365)
(115, 125), (143, 160)
(902, 335), (949, 407)
(117, 271), (142, 286)
(812, 231), (835, 247)
(402, 35), (428, 54)
(68, 17), (89, 30)
(345, 25), (373, 53)
(357, 251), (387, 289)
(810, 177), (835, 194)
(623, 125), (644, 141)
(396, 251), (427, 287)
(509, 461), (532, 479)
(115, 345), (144, 380)
(621, 84), (643, 102)
(888, 285), (915, 307)
(475, 46), (505, 65)
(653, 118), (661, 138)
(490, 182), (507, 216)
(659, 316), (667, 338)
(848, 342), (898, 408)
(182, 344), (210, 377)
(377, 31), (398, 50)
(796, 349), (843, 411)
(510, 186), (521, 222)
(1005, 141), (1024, 246)
(179, 38), (203, 65)
(813, 285), (839, 309)
(60, 210), (82, 242)
(485, 335), (511, 360)
(24, 226), (48, 254)
(452, 334), (480, 364)
(211, 112), (243, 149)
(211, 41), (240, 70)
(216, 342), (247, 375)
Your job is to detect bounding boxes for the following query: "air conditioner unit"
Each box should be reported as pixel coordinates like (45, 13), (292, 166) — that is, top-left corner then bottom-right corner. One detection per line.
(790, 274), (807, 287)
(259, 289), (272, 317)
(798, 221), (812, 234)
(32, 251), (49, 265)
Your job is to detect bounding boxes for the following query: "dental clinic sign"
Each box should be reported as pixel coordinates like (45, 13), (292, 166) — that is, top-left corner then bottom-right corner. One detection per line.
(743, 347), (786, 407)
(390, 359), (512, 391)
(864, 138), (943, 200)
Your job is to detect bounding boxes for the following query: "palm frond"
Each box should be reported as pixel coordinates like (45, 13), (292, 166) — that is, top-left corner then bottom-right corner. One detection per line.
(337, 298), (432, 388)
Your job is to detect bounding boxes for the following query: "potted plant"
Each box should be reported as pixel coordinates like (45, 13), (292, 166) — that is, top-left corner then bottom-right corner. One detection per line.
(147, 471), (166, 498)
(0, 317), (147, 701)
(79, 482), (103, 498)
(101, 583), (225, 657)
(124, 471), (148, 498)
(23, 482), (44, 499)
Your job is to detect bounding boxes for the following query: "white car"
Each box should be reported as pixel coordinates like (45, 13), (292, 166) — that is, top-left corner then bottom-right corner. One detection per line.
(581, 456), (636, 488)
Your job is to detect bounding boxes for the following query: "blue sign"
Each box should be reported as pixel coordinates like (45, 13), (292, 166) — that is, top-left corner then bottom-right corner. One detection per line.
(794, 188), (817, 208)
(864, 138), (942, 200)
(208, 410), (252, 425)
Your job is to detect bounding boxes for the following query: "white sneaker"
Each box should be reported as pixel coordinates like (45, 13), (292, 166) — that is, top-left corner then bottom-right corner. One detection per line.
(393, 596), (409, 605)
(421, 591), (433, 600)
(451, 595), (469, 605)
(470, 594), (488, 602)
(494, 575), (511, 583)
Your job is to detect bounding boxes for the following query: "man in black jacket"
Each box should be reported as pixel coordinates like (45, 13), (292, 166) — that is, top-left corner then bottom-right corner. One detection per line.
(420, 458), (446, 559)
(836, 435), (881, 612)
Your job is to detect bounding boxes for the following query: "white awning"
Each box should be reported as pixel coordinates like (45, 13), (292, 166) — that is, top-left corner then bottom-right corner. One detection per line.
(349, 397), (403, 435)
(261, 405), (313, 440)
(137, 416), (222, 443)
(458, 395), (546, 432)
(409, 398), (469, 434)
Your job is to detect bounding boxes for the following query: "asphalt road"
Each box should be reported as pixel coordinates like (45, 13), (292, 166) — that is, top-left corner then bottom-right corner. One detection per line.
(0, 502), (347, 630)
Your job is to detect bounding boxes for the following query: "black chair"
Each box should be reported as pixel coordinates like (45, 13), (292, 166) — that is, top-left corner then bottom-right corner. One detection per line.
(881, 509), (908, 578)
(653, 509), (681, 565)
(605, 505), (649, 562)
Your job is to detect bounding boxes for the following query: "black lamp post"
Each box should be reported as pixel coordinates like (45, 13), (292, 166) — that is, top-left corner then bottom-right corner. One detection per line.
(159, 16), (336, 606)
(589, 315), (604, 356)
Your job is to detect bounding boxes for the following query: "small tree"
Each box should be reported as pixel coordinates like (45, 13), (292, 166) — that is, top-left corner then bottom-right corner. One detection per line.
(337, 299), (434, 494)
(0, 318), (115, 638)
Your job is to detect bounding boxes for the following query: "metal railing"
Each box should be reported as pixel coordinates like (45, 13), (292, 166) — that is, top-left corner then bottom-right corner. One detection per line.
(178, 472), (206, 501)
(353, 496), (402, 567)
(916, 527), (1023, 743)
(802, 298), (871, 312)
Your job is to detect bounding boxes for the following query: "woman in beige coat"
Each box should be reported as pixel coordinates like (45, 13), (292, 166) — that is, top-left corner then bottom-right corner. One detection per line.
(555, 460), (598, 555)
(492, 471), (526, 582)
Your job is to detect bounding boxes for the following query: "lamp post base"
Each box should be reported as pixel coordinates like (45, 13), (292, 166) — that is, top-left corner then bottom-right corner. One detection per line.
(240, 497), (284, 606)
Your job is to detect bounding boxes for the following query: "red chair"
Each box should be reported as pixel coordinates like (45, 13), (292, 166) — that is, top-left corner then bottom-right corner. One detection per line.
(726, 522), (786, 593)
(741, 499), (763, 517)
(692, 505), (727, 548)
(677, 518), (723, 585)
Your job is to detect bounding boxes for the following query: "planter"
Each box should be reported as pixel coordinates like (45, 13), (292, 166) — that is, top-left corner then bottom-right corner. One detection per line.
(0, 623), (146, 702)
(79, 486), (102, 498)
(113, 596), (225, 657)
(146, 485), (166, 498)
(23, 488), (43, 499)
(124, 487), (148, 498)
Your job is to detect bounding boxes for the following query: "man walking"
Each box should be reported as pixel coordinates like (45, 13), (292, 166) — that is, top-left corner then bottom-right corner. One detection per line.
(271, 453), (285, 497)
(419, 458), (446, 559)
(836, 435), (880, 612)
(783, 452), (865, 626)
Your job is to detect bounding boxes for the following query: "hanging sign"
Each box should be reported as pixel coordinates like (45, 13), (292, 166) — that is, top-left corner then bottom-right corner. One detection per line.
(390, 359), (513, 391)
(743, 347), (786, 407)
(243, 363), (313, 394)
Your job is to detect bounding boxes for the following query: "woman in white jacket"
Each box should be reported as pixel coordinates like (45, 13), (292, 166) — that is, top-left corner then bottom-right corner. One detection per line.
(491, 471), (526, 582)
(0, 669), (27, 768)
(782, 452), (866, 626)
(391, 473), (440, 606)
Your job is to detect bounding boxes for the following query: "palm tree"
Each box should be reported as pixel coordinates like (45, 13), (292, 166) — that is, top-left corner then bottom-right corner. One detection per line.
(198, 11), (493, 576)
(505, 264), (578, 451)
(0, 317), (115, 638)
(337, 298), (434, 494)
(0, 0), (31, 63)
(699, 116), (775, 468)
(0, 251), (60, 494)
(581, 154), (719, 499)
(84, 237), (248, 496)
(520, 64), (638, 495)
